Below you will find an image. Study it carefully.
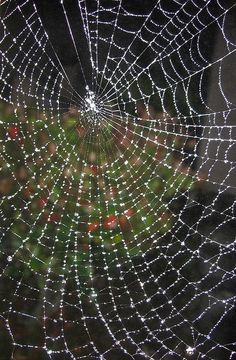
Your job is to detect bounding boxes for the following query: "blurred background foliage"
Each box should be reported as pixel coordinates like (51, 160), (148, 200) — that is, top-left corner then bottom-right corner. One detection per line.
(0, 98), (195, 281)
(0, 97), (198, 359)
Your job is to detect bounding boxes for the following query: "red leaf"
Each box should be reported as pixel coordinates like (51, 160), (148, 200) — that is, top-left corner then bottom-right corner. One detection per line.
(103, 215), (118, 230)
(50, 213), (60, 222)
(88, 221), (99, 232)
(8, 126), (19, 139)
(44, 213), (61, 223)
(124, 208), (134, 218)
(39, 197), (48, 208)
(90, 165), (98, 175)
(24, 185), (33, 198)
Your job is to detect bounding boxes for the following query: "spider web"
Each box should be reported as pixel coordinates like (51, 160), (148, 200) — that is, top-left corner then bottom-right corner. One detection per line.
(0, 0), (236, 359)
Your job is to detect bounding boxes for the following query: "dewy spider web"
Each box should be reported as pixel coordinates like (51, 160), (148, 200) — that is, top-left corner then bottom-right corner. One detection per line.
(0, 0), (235, 359)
